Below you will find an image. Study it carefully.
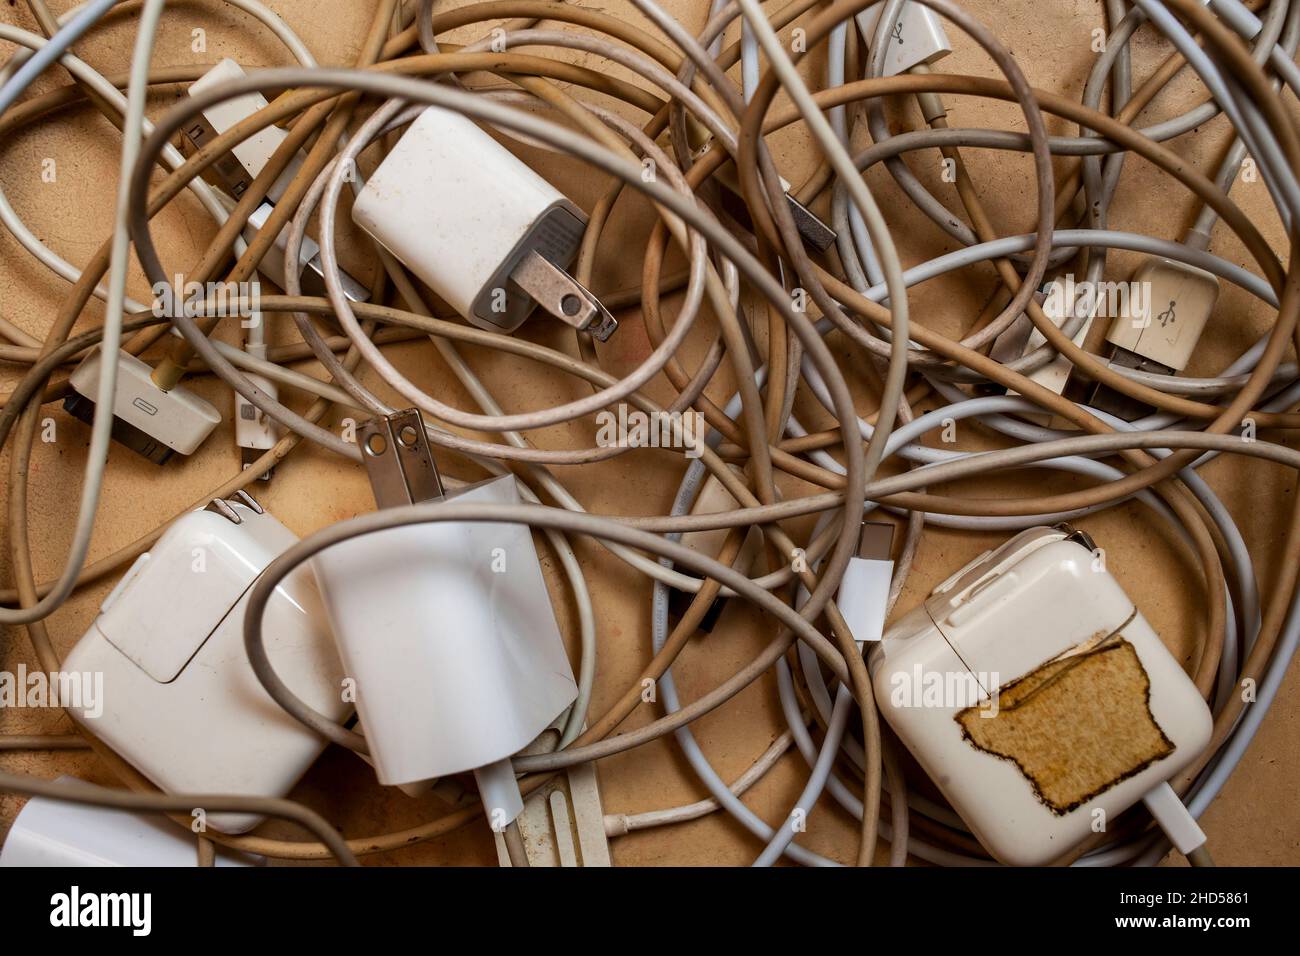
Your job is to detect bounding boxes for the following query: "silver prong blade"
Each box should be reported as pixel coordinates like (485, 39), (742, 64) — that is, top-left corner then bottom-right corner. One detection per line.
(511, 250), (617, 340)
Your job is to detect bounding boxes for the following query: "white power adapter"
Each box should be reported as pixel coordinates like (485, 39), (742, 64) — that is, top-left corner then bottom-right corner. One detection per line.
(352, 107), (617, 341)
(310, 411), (578, 828)
(869, 525), (1212, 865)
(0, 777), (258, 867)
(64, 348), (221, 464)
(62, 491), (349, 833)
(855, 0), (952, 76)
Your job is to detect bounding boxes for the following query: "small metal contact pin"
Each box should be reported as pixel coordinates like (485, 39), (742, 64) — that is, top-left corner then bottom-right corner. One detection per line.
(785, 194), (838, 252)
(1052, 522), (1096, 554)
(203, 490), (263, 524)
(857, 520), (896, 561)
(358, 409), (444, 508)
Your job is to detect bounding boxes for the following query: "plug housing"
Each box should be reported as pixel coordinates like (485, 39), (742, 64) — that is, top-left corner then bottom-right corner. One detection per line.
(869, 525), (1212, 866)
(1104, 256), (1220, 372)
(310, 411), (578, 794)
(1091, 256), (1221, 420)
(61, 492), (349, 833)
(185, 58), (302, 202)
(855, 0), (952, 76)
(988, 279), (1100, 423)
(352, 107), (616, 340)
(64, 349), (221, 464)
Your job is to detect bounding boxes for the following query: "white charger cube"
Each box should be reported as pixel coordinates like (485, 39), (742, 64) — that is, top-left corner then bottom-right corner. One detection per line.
(351, 106), (588, 335)
(62, 493), (349, 833)
(870, 526), (1212, 866)
(310, 473), (578, 789)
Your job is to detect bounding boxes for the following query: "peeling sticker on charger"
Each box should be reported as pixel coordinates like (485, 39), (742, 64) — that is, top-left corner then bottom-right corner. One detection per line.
(954, 630), (1174, 815)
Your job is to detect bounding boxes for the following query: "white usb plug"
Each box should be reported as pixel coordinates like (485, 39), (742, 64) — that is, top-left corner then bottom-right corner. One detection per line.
(988, 279), (1099, 422)
(1104, 256), (1221, 371)
(1093, 254), (1221, 419)
(186, 60), (367, 301)
(838, 521), (895, 646)
(855, 0), (952, 76)
(351, 107), (617, 341)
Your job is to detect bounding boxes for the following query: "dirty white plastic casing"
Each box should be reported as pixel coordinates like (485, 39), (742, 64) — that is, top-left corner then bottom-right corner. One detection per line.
(62, 498), (349, 833)
(1009, 280), (1097, 397)
(869, 527), (1212, 866)
(855, 1), (952, 76)
(0, 777), (257, 867)
(233, 358), (279, 470)
(310, 474), (578, 788)
(1105, 257), (1221, 372)
(68, 349), (221, 459)
(192, 64), (370, 304)
(351, 107), (588, 334)
(186, 58), (303, 203)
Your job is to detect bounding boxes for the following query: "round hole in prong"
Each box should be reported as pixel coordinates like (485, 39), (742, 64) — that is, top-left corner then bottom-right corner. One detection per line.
(561, 294), (582, 317)
(398, 424), (419, 446)
(364, 432), (388, 457)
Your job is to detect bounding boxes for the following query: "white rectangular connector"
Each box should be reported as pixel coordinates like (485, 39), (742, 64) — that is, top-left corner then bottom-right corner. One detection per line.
(990, 279), (1099, 410)
(1105, 256), (1221, 372)
(352, 107), (616, 340)
(679, 467), (763, 569)
(62, 492), (350, 833)
(65, 348), (221, 463)
(191, 62), (368, 302)
(869, 525), (1212, 866)
(186, 58), (302, 202)
(310, 412), (578, 801)
(234, 366), (278, 478)
(838, 521), (895, 646)
(855, 1), (952, 76)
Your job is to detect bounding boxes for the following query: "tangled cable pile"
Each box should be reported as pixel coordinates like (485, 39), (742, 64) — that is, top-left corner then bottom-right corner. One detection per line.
(0, 0), (1297, 867)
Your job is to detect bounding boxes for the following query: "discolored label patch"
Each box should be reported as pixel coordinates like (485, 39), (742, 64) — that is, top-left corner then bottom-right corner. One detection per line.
(954, 630), (1174, 815)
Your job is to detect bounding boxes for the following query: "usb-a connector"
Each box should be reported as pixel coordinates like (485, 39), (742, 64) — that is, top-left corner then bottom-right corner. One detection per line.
(856, 1), (952, 76)
(838, 521), (896, 647)
(188, 60), (368, 303)
(1092, 255), (1221, 420)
